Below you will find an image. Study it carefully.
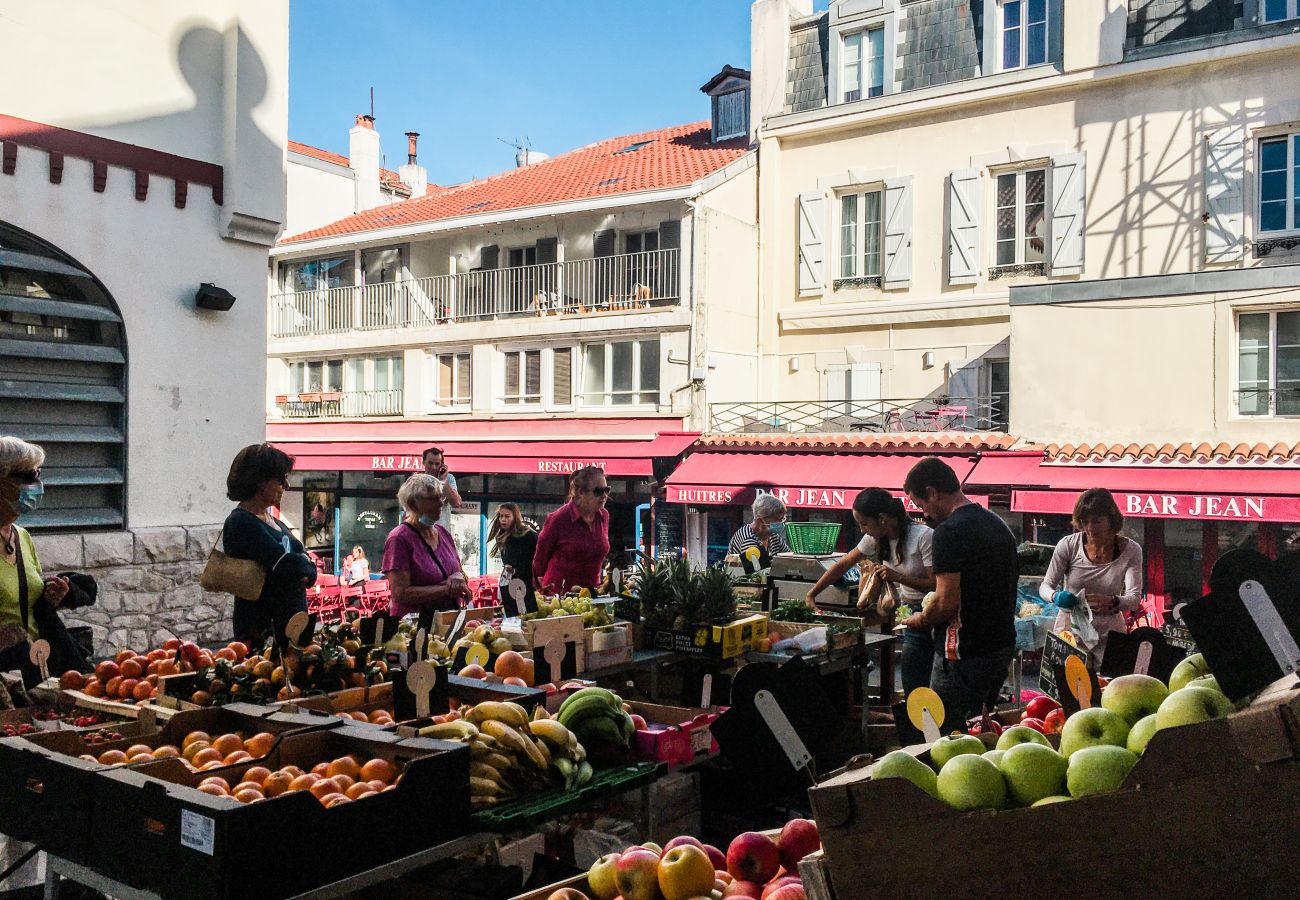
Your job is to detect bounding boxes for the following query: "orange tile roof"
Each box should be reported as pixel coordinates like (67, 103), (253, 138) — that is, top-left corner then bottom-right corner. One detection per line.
(280, 121), (749, 244)
(1043, 441), (1300, 464)
(287, 140), (435, 194)
(695, 433), (1023, 453)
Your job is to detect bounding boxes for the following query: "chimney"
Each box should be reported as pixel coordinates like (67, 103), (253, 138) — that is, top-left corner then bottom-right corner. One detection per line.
(349, 113), (382, 212)
(751, 0), (810, 138)
(399, 130), (427, 197)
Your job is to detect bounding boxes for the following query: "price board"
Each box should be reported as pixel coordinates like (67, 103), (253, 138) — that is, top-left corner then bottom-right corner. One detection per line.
(1039, 631), (1090, 702)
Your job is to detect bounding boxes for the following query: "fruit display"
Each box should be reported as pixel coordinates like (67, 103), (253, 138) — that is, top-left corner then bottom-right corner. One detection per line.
(76, 639), (214, 704)
(555, 687), (634, 760)
(416, 700), (591, 807)
(577, 822), (819, 900)
(2, 722), (38, 737)
(190, 752), (402, 806)
(522, 589), (614, 628)
(76, 727), (281, 770)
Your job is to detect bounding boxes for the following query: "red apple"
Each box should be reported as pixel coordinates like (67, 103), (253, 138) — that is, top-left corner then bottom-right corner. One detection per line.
(1043, 708), (1067, 734)
(630, 713), (648, 730)
(766, 884), (807, 900)
(724, 880), (764, 898)
(776, 819), (819, 871)
(702, 844), (726, 870)
(663, 835), (704, 852)
(616, 848), (663, 900)
(1019, 717), (1047, 734)
(763, 878), (804, 900)
(1025, 695), (1061, 720)
(727, 832), (780, 884)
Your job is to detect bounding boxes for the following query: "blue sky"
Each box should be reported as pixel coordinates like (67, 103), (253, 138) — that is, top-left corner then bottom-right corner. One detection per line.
(289, 0), (757, 187)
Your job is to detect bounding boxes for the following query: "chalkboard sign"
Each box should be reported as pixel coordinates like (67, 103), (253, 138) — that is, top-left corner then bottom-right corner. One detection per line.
(1158, 623), (1197, 654)
(654, 500), (684, 558)
(1039, 631), (1090, 702)
(1100, 626), (1187, 682)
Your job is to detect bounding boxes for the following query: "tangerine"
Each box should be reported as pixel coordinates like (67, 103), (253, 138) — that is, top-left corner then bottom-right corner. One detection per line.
(97, 750), (129, 765)
(152, 744), (180, 759)
(310, 762), (331, 777)
(280, 765), (305, 779)
(243, 733), (275, 757)
(323, 794), (350, 807)
(493, 650), (527, 679)
(183, 731), (211, 749)
(359, 758), (397, 784)
(211, 734), (244, 757)
(326, 756), (362, 781)
(127, 752), (153, 764)
(308, 777), (343, 800)
(125, 744), (154, 758)
(366, 779), (386, 793)
(345, 783), (375, 800)
(232, 788), (263, 804)
(262, 772), (293, 797)
(190, 747), (222, 767)
(288, 773), (320, 792)
(232, 781), (264, 795)
(199, 760), (226, 771)
(243, 765), (272, 785)
(223, 751), (253, 766)
(198, 776), (229, 791)
(332, 774), (356, 792)
(196, 783), (228, 797)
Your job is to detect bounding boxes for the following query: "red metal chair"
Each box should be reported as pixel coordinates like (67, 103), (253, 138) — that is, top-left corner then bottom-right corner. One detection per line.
(340, 583), (365, 619)
(360, 579), (392, 616)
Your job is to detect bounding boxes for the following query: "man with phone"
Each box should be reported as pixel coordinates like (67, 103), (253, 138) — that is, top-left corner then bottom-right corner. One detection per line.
(422, 447), (464, 528)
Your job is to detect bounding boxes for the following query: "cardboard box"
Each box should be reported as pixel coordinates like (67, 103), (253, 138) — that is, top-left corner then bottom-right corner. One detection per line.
(629, 701), (721, 767)
(713, 613), (769, 657)
(809, 680), (1300, 896)
(643, 613), (767, 659)
(89, 726), (470, 900)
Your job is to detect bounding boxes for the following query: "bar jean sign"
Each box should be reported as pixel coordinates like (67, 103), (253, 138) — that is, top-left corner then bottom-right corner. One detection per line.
(1013, 489), (1300, 523)
(665, 484), (987, 511)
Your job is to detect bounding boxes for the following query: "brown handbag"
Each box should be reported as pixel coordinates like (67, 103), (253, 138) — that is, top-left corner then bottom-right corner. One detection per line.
(199, 533), (267, 601)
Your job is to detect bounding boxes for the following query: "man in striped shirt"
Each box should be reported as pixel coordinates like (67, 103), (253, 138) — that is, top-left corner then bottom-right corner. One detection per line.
(728, 494), (791, 572)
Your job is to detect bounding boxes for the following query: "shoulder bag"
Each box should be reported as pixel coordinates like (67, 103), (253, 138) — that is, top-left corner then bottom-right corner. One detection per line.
(200, 529), (270, 601)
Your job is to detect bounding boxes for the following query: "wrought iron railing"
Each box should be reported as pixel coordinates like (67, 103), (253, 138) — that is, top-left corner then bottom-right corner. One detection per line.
(270, 248), (680, 337)
(1234, 387), (1300, 417)
(709, 397), (1008, 434)
(277, 390), (403, 418)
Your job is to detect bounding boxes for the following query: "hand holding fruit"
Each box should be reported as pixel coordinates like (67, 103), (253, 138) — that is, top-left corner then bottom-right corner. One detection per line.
(1086, 593), (1119, 615)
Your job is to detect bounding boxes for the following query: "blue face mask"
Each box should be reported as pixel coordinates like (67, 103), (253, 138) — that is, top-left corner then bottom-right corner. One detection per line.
(768, 520), (786, 537)
(418, 513), (438, 528)
(7, 482), (43, 515)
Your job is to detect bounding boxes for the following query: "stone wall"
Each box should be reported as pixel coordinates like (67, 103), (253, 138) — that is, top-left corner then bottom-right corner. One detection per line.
(33, 525), (234, 656)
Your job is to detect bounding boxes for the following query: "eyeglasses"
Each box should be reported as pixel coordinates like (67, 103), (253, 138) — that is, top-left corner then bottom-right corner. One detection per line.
(588, 486), (612, 497)
(8, 469), (40, 485)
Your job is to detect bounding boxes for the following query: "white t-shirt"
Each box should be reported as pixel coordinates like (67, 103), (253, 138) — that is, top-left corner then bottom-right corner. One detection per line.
(438, 471), (459, 528)
(856, 524), (934, 601)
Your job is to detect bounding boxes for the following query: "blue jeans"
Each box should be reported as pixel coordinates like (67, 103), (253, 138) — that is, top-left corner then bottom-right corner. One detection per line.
(900, 629), (934, 697)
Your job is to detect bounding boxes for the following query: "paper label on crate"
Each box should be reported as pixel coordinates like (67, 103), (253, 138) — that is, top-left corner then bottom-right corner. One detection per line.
(464, 642), (490, 668)
(690, 725), (713, 755)
(1065, 656), (1092, 708)
(445, 610), (468, 646)
(1134, 641), (1154, 676)
(755, 689), (813, 772)
(701, 674), (713, 709)
(906, 687), (945, 741)
(406, 661), (440, 720)
(180, 809), (215, 856)
(1239, 580), (1300, 673)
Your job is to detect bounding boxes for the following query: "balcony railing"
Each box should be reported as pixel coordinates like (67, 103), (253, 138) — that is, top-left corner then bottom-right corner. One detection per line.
(276, 389), (403, 418)
(709, 397), (1009, 435)
(1235, 388), (1300, 417)
(270, 248), (680, 338)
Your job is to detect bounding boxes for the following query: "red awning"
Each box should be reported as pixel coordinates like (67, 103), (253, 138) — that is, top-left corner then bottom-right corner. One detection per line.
(664, 452), (981, 510)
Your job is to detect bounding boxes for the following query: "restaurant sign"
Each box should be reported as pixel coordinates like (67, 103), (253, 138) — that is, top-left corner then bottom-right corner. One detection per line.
(1013, 489), (1300, 523)
(666, 485), (987, 511)
(367, 456), (609, 475)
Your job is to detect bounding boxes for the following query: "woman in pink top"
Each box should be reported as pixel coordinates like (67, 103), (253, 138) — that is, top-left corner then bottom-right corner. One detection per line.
(532, 466), (611, 593)
(382, 474), (471, 618)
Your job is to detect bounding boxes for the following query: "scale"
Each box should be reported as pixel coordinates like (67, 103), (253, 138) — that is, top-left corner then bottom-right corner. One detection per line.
(766, 553), (855, 610)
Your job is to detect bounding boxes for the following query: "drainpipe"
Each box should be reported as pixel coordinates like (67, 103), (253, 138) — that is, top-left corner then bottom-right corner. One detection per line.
(686, 198), (702, 429)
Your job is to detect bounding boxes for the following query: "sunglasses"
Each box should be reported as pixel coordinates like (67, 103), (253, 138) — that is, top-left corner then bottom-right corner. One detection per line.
(588, 486), (612, 497)
(8, 469), (41, 485)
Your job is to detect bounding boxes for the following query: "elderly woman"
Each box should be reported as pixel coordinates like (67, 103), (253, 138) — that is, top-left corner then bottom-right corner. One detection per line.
(222, 444), (318, 650)
(0, 437), (90, 684)
(1039, 487), (1143, 664)
(382, 474), (470, 620)
(728, 493), (791, 572)
(533, 466), (611, 594)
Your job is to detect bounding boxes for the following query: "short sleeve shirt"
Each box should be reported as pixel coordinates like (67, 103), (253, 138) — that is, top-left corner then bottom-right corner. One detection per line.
(858, 524), (934, 602)
(438, 472), (459, 529)
(931, 504), (1018, 658)
(382, 522), (463, 616)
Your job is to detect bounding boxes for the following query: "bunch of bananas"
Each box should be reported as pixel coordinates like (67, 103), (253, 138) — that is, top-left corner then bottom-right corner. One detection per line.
(555, 687), (635, 755)
(418, 701), (592, 808)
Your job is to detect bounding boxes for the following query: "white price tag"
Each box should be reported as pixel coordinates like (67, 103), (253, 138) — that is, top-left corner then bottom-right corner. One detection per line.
(701, 673), (713, 709)
(180, 809), (215, 856)
(1134, 641), (1154, 676)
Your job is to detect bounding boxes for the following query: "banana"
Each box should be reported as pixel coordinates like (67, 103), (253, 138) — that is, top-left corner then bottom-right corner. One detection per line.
(469, 775), (505, 797)
(572, 712), (622, 748)
(483, 751), (516, 773)
(528, 719), (576, 753)
(418, 720), (479, 741)
(532, 704), (550, 721)
(470, 761), (507, 784)
(466, 701), (530, 730)
(553, 756), (576, 790)
(479, 720), (536, 762)
(575, 760), (593, 787)
(556, 687), (622, 726)
(531, 736), (551, 768)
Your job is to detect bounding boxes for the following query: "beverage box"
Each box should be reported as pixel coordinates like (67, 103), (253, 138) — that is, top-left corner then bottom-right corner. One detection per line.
(0, 703), (328, 863)
(89, 725), (471, 900)
(642, 613), (767, 660)
(629, 701), (722, 767)
(808, 680), (1300, 896)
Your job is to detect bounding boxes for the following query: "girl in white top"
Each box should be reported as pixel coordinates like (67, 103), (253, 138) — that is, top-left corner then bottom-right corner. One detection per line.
(347, 545), (371, 586)
(1038, 488), (1143, 663)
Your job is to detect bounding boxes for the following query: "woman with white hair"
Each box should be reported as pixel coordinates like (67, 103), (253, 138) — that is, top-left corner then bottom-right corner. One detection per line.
(382, 474), (470, 620)
(0, 436), (83, 684)
(727, 493), (791, 571)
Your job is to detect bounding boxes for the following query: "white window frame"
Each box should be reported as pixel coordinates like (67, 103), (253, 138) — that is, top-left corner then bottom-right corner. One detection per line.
(713, 89), (748, 140)
(1234, 309), (1300, 418)
(1261, 0), (1299, 23)
(431, 350), (472, 411)
(999, 0), (1049, 71)
(1258, 132), (1300, 236)
(835, 187), (884, 285)
(290, 358), (344, 394)
(841, 27), (885, 103)
(578, 338), (661, 408)
(496, 345), (575, 412)
(991, 165), (1048, 270)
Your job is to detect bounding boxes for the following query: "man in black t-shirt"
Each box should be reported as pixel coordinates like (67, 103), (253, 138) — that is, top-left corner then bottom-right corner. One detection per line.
(900, 458), (1018, 728)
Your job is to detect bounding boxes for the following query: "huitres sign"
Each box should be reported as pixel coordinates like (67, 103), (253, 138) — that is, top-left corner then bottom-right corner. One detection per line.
(1013, 489), (1300, 523)
(665, 485), (987, 511)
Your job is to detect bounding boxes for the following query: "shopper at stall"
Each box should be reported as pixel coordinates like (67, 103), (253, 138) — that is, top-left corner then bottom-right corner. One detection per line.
(1039, 488), (1143, 664)
(489, 503), (538, 614)
(533, 466), (611, 593)
(807, 488), (936, 695)
(901, 457), (1017, 725)
(383, 474), (470, 619)
(422, 446), (463, 527)
(221, 443), (318, 650)
(727, 493), (791, 571)
(346, 545), (370, 586)
(0, 437), (92, 684)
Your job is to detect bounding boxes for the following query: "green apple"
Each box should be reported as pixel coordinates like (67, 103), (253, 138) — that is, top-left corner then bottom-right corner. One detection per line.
(1100, 673), (1169, 726)
(928, 733), (985, 770)
(870, 750), (939, 798)
(1125, 713), (1160, 755)
(587, 852), (621, 900)
(1066, 745), (1138, 797)
(995, 724), (1051, 751)
(1168, 652), (1211, 691)
(1186, 674), (1225, 696)
(1058, 707), (1130, 757)
(1154, 685), (1233, 731)
(935, 753), (1007, 811)
(998, 742), (1067, 807)
(982, 749), (1006, 768)
(1031, 794), (1072, 806)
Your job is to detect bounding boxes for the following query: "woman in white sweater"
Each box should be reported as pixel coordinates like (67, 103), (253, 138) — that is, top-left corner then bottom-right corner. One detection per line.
(1039, 488), (1143, 663)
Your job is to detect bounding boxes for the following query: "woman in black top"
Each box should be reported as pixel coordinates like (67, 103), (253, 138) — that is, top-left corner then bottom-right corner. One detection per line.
(221, 444), (317, 649)
(489, 503), (538, 616)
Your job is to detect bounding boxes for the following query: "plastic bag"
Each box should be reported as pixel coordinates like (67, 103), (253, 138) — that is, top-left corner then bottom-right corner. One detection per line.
(1067, 594), (1100, 653)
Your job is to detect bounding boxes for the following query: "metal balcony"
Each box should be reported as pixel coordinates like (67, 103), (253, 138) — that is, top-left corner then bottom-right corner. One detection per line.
(275, 389), (403, 418)
(709, 397), (1009, 435)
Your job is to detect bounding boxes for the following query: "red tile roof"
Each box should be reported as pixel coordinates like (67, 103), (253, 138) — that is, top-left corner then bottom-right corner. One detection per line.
(1044, 441), (1300, 464)
(695, 433), (1022, 453)
(287, 140), (433, 194)
(280, 121), (748, 244)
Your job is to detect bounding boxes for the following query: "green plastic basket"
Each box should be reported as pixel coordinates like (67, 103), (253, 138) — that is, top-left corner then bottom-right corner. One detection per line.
(784, 522), (841, 555)
(470, 762), (665, 832)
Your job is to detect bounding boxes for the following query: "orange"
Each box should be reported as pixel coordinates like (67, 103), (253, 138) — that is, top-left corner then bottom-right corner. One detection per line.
(344, 782), (374, 800)
(117, 678), (139, 699)
(196, 783), (228, 797)
(288, 773), (320, 792)
(104, 676), (123, 698)
(127, 752), (154, 764)
(332, 773), (355, 792)
(133, 681), (154, 701)
(280, 765), (304, 779)
(199, 760), (226, 771)
(190, 748), (222, 767)
(262, 772), (293, 797)
(98, 750), (129, 765)
(223, 751), (252, 766)
(182, 740), (211, 761)
(243, 733), (275, 758)
(493, 650), (526, 679)
(198, 776), (229, 791)
(119, 658), (143, 679)
(152, 745), (180, 759)
(243, 766), (272, 785)
(82, 679), (105, 698)
(211, 734), (244, 758)
(503, 676), (527, 688)
(323, 794), (350, 807)
(125, 744), (153, 758)
(309, 777), (342, 800)
(521, 659), (535, 687)
(232, 788), (263, 804)
(232, 781), (264, 794)
(359, 758), (397, 785)
(326, 756), (361, 782)
(366, 779), (386, 793)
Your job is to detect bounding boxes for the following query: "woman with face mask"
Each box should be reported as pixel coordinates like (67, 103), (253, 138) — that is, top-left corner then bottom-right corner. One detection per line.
(727, 494), (791, 572)
(383, 474), (470, 621)
(0, 436), (88, 685)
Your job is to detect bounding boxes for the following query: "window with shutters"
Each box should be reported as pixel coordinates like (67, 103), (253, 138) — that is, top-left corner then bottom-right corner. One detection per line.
(1236, 311), (1300, 417)
(434, 351), (471, 409)
(1258, 134), (1299, 236)
(502, 349), (542, 406)
(713, 90), (748, 141)
(0, 220), (126, 530)
(999, 0), (1049, 71)
(992, 167), (1047, 276)
(552, 347), (574, 407)
(841, 28), (885, 103)
(1262, 0), (1299, 22)
(497, 346), (574, 410)
(835, 189), (884, 288)
(579, 338), (660, 407)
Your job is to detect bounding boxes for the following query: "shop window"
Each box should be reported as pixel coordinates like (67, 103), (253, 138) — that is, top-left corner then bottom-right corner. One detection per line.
(1236, 310), (1300, 416)
(580, 338), (660, 406)
(1162, 520), (1204, 601)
